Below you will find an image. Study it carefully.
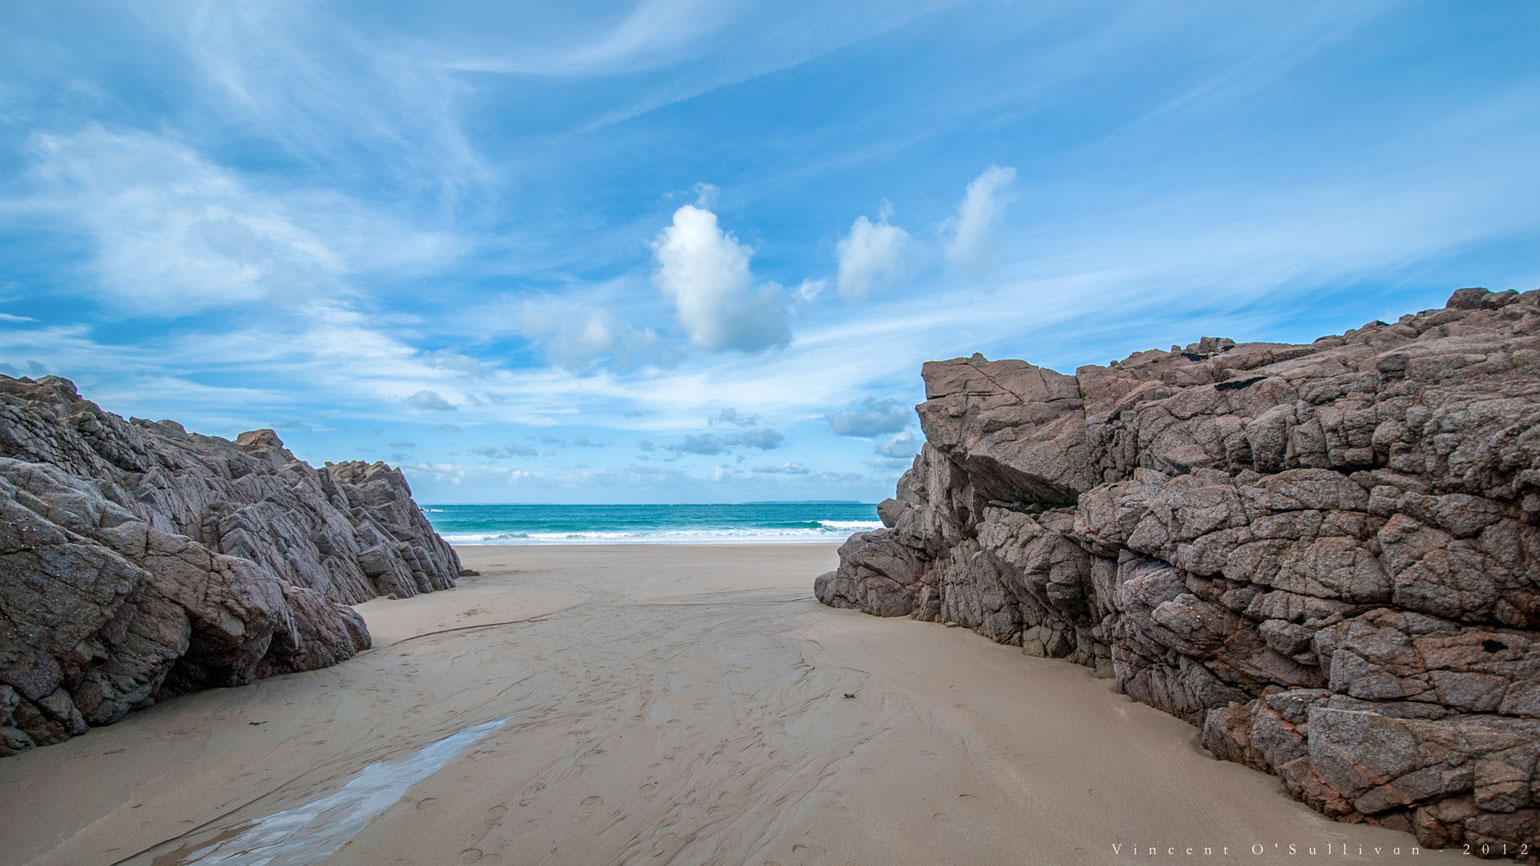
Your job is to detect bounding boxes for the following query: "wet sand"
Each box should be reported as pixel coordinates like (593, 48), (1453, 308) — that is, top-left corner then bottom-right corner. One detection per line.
(0, 544), (1461, 865)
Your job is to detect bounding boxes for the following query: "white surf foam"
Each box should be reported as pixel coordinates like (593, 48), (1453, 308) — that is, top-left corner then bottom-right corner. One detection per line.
(439, 523), (885, 546)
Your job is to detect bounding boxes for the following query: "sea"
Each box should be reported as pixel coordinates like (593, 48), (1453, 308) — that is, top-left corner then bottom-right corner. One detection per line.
(420, 502), (883, 546)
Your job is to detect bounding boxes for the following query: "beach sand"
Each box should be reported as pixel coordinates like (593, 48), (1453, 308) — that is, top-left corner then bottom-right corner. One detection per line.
(0, 544), (1462, 866)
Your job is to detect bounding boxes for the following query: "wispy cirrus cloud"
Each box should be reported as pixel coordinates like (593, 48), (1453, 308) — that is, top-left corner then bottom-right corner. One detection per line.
(17, 125), (457, 313)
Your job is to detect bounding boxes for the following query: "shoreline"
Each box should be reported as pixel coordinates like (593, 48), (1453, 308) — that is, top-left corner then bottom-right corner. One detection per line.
(0, 544), (1467, 865)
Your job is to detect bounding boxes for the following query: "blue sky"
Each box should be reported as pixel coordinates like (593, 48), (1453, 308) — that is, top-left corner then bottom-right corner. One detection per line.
(1, 1), (1537, 504)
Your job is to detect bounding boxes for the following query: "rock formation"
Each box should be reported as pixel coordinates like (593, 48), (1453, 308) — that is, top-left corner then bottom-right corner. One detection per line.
(818, 287), (1540, 856)
(1, 376), (462, 755)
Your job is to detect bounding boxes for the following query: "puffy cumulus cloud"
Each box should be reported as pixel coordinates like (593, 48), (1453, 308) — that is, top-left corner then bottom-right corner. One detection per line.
(712, 407), (759, 427)
(835, 202), (915, 301)
(516, 297), (664, 373)
(752, 462), (808, 474)
(875, 429), (919, 458)
(668, 433), (730, 455)
(826, 397), (911, 437)
(665, 424), (784, 454)
(404, 389), (457, 411)
(388, 439), (417, 449)
(735, 426), (784, 450)
(652, 204), (791, 352)
(945, 164), (1017, 278)
(572, 435), (610, 447)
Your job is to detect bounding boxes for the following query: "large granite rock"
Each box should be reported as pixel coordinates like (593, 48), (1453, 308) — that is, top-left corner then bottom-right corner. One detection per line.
(0, 376), (462, 755)
(817, 287), (1540, 856)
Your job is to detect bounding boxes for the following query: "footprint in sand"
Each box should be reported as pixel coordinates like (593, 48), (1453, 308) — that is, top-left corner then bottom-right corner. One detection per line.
(517, 781), (546, 807)
(460, 847), (484, 862)
(581, 795), (604, 807)
(415, 797), (438, 811)
(652, 832), (680, 856)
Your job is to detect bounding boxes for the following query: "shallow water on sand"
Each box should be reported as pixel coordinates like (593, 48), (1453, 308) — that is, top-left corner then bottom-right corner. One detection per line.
(177, 718), (509, 866)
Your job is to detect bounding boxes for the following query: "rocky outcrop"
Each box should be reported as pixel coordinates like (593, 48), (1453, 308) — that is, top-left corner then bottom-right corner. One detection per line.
(0, 376), (462, 755)
(817, 287), (1540, 856)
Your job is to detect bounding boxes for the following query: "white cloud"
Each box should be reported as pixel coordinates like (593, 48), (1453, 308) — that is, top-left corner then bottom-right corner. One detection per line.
(28, 126), (339, 310)
(945, 164), (1017, 278)
(420, 349), (494, 379)
(752, 462), (809, 474)
(177, 3), (486, 200)
(827, 397), (912, 438)
(712, 407), (759, 427)
(652, 204), (791, 352)
(471, 443), (538, 458)
(835, 203), (915, 301)
(668, 433), (730, 455)
(22, 126), (453, 314)
(401, 461), (538, 488)
(440, 0), (729, 79)
(735, 426), (784, 450)
(516, 297), (664, 373)
(875, 429), (919, 458)
(663, 424), (783, 454)
(404, 389), (456, 411)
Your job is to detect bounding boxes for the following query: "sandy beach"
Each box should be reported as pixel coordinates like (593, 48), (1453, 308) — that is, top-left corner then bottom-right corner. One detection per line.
(0, 544), (1462, 866)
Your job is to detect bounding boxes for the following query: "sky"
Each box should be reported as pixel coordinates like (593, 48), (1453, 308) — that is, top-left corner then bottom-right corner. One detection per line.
(1, 1), (1537, 504)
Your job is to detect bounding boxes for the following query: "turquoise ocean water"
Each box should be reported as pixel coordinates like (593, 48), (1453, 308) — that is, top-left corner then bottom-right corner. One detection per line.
(421, 502), (882, 545)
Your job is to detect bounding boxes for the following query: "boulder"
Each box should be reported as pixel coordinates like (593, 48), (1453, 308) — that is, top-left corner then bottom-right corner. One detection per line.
(0, 376), (460, 754)
(819, 287), (1540, 855)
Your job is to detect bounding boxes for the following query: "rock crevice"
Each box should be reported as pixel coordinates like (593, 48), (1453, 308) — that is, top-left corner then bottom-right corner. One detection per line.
(1, 376), (461, 755)
(817, 287), (1540, 855)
